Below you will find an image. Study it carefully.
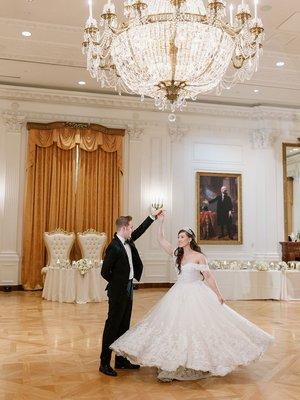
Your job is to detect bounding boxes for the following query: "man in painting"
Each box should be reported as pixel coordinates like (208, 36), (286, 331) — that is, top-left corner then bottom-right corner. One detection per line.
(206, 186), (234, 240)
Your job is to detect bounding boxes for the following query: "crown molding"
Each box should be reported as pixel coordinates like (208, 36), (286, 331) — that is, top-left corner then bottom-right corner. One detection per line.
(251, 106), (297, 122)
(0, 84), (299, 122)
(0, 105), (162, 131)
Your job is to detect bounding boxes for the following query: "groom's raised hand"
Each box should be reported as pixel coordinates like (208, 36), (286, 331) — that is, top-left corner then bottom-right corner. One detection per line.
(151, 207), (164, 219)
(157, 211), (165, 222)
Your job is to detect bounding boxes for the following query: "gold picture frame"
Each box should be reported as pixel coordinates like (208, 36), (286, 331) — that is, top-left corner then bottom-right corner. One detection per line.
(196, 172), (243, 245)
(282, 142), (300, 241)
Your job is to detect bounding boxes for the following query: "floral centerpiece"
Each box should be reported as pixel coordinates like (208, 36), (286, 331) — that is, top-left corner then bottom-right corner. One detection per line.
(76, 259), (92, 276)
(208, 260), (289, 271)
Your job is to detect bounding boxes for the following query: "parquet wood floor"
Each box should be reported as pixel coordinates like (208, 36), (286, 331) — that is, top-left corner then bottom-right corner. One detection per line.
(0, 289), (299, 400)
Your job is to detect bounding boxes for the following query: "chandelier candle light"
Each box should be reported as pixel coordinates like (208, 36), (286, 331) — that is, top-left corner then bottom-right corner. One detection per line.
(82, 0), (264, 113)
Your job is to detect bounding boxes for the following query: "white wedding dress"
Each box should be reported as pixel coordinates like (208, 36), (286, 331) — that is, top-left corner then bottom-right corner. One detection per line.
(110, 262), (274, 381)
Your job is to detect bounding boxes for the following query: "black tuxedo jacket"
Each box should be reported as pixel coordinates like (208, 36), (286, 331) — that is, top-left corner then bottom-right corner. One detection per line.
(209, 195), (233, 225)
(101, 216), (154, 296)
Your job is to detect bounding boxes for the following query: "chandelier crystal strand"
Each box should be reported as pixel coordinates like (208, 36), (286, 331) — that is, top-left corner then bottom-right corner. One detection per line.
(82, 0), (264, 113)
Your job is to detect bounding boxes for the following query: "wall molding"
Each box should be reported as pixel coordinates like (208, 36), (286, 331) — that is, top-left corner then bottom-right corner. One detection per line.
(0, 252), (20, 262)
(0, 252), (20, 286)
(168, 124), (188, 142)
(253, 252), (281, 261)
(1, 112), (26, 134)
(126, 125), (144, 140)
(250, 130), (276, 149)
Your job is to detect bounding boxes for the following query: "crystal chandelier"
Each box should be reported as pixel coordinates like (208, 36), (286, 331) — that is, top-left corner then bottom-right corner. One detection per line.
(82, 0), (264, 113)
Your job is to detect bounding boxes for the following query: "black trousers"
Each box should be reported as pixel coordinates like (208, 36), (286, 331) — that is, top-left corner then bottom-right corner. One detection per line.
(221, 219), (232, 237)
(100, 280), (133, 365)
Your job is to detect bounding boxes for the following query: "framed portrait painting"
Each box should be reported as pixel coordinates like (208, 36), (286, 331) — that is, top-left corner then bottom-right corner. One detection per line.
(196, 172), (242, 245)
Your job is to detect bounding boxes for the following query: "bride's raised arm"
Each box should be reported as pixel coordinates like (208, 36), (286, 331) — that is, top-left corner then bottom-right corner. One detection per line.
(157, 212), (174, 256)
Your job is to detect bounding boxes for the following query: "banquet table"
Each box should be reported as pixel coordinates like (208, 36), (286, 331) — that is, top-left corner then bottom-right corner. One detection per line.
(280, 270), (300, 300)
(211, 270), (283, 300)
(42, 266), (107, 303)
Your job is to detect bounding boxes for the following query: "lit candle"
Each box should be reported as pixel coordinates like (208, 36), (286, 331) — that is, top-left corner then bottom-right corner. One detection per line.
(254, 0), (258, 19)
(103, 0), (115, 14)
(88, 0), (93, 17)
(229, 4), (234, 25)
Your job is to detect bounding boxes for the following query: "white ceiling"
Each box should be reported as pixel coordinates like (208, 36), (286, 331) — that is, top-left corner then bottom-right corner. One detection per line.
(0, 0), (300, 108)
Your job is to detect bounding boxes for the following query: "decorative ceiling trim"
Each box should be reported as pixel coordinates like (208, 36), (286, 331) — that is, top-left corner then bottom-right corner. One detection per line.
(0, 84), (299, 122)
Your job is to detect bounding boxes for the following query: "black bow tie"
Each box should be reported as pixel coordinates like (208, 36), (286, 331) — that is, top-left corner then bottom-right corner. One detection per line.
(124, 239), (131, 245)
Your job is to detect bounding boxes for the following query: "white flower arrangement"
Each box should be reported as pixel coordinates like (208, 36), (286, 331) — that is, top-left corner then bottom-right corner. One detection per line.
(41, 259), (103, 275)
(76, 259), (92, 276)
(253, 261), (269, 271)
(208, 260), (289, 271)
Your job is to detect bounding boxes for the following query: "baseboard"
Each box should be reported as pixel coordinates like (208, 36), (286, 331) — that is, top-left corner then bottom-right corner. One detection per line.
(134, 283), (173, 289)
(0, 285), (23, 292)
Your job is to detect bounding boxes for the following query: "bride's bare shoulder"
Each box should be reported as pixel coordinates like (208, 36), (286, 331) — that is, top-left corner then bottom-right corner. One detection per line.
(195, 253), (208, 264)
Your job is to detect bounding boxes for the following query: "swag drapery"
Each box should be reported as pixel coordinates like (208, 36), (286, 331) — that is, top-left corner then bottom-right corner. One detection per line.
(22, 122), (124, 290)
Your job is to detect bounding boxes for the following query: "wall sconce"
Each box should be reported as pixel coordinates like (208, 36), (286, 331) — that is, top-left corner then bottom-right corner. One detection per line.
(151, 197), (164, 210)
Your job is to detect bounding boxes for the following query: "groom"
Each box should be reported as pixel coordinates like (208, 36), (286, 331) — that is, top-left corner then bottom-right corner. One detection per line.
(100, 210), (162, 376)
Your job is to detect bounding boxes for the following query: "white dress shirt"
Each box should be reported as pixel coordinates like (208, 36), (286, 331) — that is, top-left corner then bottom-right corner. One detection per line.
(117, 234), (134, 280)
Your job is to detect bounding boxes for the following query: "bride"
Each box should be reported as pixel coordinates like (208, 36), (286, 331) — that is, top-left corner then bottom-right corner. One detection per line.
(110, 212), (274, 382)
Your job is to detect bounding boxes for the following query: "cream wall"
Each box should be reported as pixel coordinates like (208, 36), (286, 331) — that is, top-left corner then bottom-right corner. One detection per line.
(0, 85), (299, 286)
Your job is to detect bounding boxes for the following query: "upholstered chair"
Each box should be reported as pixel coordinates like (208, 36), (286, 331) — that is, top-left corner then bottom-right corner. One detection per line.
(77, 229), (107, 262)
(43, 228), (75, 266)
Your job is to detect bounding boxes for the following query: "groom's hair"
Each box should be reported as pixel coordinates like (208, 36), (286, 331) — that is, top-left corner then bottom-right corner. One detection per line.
(116, 215), (132, 230)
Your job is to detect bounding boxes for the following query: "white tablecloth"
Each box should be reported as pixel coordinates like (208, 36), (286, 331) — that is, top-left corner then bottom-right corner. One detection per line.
(211, 270), (283, 300)
(281, 271), (300, 300)
(42, 267), (107, 303)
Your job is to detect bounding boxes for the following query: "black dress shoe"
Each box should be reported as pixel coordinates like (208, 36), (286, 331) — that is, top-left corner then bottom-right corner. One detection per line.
(99, 364), (117, 376)
(115, 359), (140, 370)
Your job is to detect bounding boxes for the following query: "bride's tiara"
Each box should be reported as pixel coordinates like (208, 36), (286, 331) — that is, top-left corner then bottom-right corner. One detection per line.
(180, 227), (195, 237)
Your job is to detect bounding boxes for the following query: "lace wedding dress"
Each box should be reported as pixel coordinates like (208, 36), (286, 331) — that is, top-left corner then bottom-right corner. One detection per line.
(110, 263), (274, 381)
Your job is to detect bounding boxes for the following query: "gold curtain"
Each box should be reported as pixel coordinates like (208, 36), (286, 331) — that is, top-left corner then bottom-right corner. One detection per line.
(74, 129), (123, 259)
(22, 123), (124, 290)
